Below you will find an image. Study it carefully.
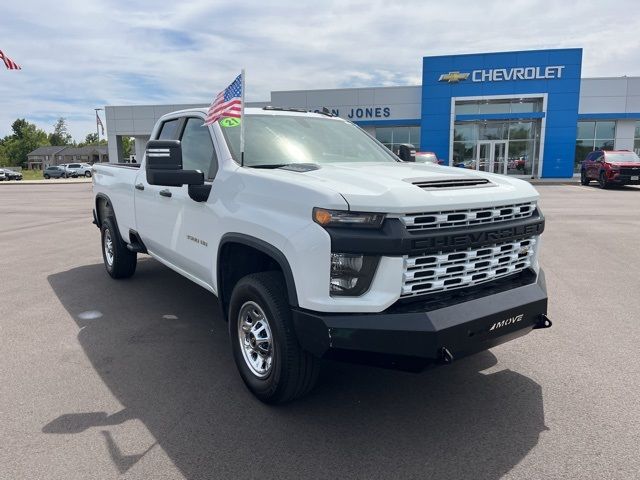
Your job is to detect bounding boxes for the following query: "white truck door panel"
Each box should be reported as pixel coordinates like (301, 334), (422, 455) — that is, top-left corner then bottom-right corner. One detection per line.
(134, 170), (183, 265)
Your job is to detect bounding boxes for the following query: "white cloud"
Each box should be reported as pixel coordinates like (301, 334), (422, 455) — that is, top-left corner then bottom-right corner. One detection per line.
(1, 0), (639, 140)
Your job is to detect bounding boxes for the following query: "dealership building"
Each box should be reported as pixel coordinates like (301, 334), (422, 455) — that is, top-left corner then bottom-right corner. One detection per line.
(106, 48), (640, 178)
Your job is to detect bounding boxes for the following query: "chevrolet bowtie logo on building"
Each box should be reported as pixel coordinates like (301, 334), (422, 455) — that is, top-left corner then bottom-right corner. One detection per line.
(439, 71), (470, 83)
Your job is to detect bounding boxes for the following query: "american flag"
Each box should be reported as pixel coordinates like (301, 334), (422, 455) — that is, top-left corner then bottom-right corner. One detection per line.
(96, 112), (105, 135)
(0, 50), (21, 70)
(204, 73), (243, 125)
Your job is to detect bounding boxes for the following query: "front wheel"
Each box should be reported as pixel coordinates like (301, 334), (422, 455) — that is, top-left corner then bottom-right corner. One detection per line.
(229, 272), (320, 404)
(101, 217), (137, 278)
(599, 172), (609, 189)
(85, 171), (92, 177)
(581, 170), (590, 185)
(44, 174), (50, 179)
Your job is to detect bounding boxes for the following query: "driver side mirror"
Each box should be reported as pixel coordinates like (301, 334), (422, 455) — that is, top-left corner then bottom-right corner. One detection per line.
(145, 140), (204, 187)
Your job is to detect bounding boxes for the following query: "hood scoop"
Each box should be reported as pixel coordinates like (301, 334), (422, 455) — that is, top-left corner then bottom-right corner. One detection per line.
(278, 163), (320, 173)
(411, 177), (493, 190)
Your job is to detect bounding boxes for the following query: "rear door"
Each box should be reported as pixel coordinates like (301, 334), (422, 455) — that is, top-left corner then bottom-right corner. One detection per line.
(134, 117), (184, 263)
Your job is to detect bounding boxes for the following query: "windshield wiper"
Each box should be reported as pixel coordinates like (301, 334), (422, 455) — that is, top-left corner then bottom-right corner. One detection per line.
(248, 163), (320, 172)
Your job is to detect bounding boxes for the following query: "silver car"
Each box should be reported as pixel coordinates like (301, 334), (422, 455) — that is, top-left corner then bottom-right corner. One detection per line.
(60, 163), (93, 177)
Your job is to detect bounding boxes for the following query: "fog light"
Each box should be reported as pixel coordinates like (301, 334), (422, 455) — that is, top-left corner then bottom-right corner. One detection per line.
(330, 253), (379, 296)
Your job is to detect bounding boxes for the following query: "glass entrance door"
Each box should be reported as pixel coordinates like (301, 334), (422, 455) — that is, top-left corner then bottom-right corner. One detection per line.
(476, 140), (508, 175)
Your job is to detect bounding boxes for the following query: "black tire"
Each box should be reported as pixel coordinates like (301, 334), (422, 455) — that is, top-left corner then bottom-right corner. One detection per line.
(599, 171), (609, 189)
(581, 170), (590, 185)
(101, 216), (137, 279)
(44, 174), (50, 179)
(85, 171), (92, 177)
(229, 271), (320, 404)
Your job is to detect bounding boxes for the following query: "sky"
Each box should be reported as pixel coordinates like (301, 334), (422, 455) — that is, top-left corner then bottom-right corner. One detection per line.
(1, 0), (640, 140)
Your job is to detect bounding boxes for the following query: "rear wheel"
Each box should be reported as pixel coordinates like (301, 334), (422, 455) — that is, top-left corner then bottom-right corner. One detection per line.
(229, 271), (320, 404)
(101, 217), (137, 278)
(599, 171), (609, 189)
(580, 170), (590, 185)
(44, 174), (50, 179)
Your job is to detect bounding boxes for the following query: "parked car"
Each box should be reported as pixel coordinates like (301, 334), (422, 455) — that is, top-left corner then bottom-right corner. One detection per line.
(92, 106), (551, 404)
(580, 150), (640, 188)
(61, 163), (93, 177)
(414, 151), (443, 165)
(43, 166), (77, 179)
(0, 168), (23, 180)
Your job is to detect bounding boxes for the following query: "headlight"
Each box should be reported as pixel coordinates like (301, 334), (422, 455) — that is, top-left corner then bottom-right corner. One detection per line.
(608, 164), (620, 171)
(313, 208), (385, 229)
(330, 253), (379, 296)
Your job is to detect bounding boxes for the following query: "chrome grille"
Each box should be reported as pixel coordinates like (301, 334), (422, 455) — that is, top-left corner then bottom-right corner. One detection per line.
(401, 237), (535, 297)
(400, 202), (536, 232)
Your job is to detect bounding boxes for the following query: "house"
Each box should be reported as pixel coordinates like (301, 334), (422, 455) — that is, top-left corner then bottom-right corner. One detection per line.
(58, 146), (108, 165)
(27, 145), (108, 169)
(26, 146), (67, 170)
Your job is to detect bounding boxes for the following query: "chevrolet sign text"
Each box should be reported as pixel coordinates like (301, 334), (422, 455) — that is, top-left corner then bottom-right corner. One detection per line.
(440, 65), (565, 83)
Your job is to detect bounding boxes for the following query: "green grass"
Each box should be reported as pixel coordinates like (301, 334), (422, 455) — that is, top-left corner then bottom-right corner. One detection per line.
(19, 170), (45, 180)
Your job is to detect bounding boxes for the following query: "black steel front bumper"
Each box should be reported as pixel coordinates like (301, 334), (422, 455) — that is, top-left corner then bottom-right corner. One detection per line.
(292, 270), (549, 371)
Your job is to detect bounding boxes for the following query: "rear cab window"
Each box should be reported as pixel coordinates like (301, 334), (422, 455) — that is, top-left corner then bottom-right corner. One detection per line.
(158, 119), (181, 140)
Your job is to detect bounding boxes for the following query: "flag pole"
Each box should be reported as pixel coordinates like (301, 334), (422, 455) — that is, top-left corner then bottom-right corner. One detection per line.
(240, 69), (246, 167)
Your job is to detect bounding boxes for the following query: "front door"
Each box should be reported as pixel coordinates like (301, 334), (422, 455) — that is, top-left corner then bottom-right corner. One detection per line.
(476, 141), (508, 175)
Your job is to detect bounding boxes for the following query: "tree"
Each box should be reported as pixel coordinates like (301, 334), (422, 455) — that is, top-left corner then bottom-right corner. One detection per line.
(78, 133), (107, 147)
(122, 136), (133, 158)
(48, 117), (73, 146)
(3, 119), (49, 167)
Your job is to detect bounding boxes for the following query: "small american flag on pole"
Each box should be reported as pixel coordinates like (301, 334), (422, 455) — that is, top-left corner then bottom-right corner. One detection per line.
(204, 73), (243, 125)
(0, 50), (21, 70)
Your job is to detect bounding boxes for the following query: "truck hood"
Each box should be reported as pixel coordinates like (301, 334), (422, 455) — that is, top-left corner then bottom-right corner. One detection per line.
(266, 162), (539, 214)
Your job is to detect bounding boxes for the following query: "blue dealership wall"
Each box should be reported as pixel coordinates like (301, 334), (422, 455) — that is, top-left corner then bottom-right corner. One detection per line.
(421, 49), (583, 178)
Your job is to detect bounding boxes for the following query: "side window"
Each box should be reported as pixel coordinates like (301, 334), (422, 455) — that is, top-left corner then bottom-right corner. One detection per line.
(180, 118), (217, 179)
(158, 119), (180, 140)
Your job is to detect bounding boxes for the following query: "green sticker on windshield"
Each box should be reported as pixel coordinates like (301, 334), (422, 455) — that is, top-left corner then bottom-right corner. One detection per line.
(220, 117), (241, 128)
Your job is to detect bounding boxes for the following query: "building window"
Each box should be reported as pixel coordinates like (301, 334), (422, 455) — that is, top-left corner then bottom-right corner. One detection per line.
(375, 126), (420, 153)
(575, 121), (615, 172)
(452, 120), (539, 175)
(634, 122), (640, 155)
(455, 98), (542, 116)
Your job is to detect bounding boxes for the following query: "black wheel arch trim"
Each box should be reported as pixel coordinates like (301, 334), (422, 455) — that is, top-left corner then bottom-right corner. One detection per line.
(94, 193), (127, 244)
(94, 192), (114, 228)
(218, 233), (299, 309)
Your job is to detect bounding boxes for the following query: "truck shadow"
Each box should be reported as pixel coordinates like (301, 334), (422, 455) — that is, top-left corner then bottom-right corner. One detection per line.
(46, 260), (547, 480)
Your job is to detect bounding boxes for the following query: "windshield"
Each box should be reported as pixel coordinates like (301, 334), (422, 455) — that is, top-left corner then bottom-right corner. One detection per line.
(606, 152), (640, 163)
(220, 115), (397, 167)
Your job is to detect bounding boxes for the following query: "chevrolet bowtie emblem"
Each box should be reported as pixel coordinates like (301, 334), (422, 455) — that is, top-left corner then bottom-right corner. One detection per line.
(439, 71), (470, 83)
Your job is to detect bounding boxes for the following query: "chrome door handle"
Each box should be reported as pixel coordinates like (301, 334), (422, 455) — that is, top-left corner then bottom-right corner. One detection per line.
(159, 189), (172, 198)
(135, 183), (144, 191)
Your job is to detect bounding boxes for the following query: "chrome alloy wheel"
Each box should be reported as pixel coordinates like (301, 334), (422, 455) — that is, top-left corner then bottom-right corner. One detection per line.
(237, 301), (274, 378)
(104, 229), (114, 267)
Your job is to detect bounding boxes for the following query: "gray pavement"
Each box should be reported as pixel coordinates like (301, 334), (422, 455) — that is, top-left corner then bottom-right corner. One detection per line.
(0, 183), (639, 480)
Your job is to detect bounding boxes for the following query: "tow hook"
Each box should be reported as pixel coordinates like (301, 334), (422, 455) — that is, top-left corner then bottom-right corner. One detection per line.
(439, 347), (454, 364)
(534, 314), (553, 329)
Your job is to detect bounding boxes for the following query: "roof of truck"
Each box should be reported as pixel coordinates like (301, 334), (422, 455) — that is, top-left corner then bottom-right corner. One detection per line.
(163, 106), (344, 120)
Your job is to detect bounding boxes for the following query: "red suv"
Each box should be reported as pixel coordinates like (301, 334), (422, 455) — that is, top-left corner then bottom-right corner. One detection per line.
(581, 150), (640, 188)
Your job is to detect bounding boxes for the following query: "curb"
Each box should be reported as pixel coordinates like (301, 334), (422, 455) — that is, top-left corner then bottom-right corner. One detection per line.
(0, 179), (92, 185)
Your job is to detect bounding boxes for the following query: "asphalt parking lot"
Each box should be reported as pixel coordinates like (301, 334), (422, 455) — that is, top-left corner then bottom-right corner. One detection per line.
(1, 182), (639, 480)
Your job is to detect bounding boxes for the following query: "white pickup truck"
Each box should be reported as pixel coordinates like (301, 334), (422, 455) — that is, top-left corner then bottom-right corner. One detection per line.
(93, 106), (551, 403)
